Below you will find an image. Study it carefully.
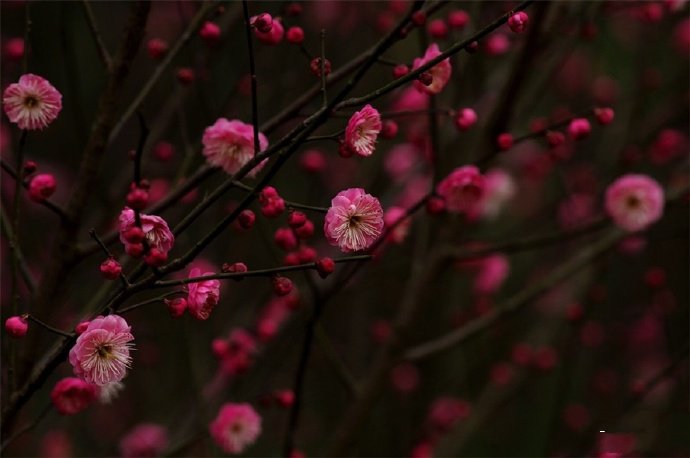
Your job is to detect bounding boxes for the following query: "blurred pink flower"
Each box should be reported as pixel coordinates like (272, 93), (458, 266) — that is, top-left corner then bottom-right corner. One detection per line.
(474, 254), (510, 295)
(202, 118), (268, 177)
(186, 268), (221, 320)
(324, 188), (384, 252)
(427, 397), (471, 432)
(3, 73), (62, 130)
(209, 403), (262, 454)
(436, 165), (485, 214)
(412, 43), (452, 95)
(604, 174), (664, 232)
(384, 206), (411, 244)
(344, 104), (382, 157)
(50, 377), (98, 415)
(119, 423), (168, 458)
(68, 315), (134, 386)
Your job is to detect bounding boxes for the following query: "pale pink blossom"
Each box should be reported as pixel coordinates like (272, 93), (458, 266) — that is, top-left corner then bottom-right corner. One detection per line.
(186, 268), (221, 320)
(472, 169), (516, 220)
(209, 403), (262, 454)
(50, 377), (98, 415)
(68, 315), (134, 386)
(202, 118), (268, 177)
(324, 188), (384, 252)
(344, 104), (382, 157)
(119, 423), (168, 458)
(604, 174), (664, 232)
(436, 165), (485, 214)
(2, 74), (62, 130)
(118, 207), (175, 255)
(412, 43), (452, 95)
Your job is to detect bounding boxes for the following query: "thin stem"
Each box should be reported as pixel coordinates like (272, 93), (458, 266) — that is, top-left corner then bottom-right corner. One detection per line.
(80, 0), (112, 69)
(89, 229), (130, 287)
(118, 291), (185, 315)
(0, 206), (36, 293)
(229, 180), (328, 213)
(25, 315), (73, 338)
(242, 0), (261, 162)
(320, 29), (327, 107)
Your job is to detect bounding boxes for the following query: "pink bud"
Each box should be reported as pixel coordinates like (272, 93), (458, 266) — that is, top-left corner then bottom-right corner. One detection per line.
(283, 252), (300, 266)
(287, 211), (307, 228)
(75, 321), (90, 335)
(508, 11), (529, 33)
(465, 41), (479, 53)
(252, 13), (273, 33)
(297, 246), (316, 263)
(126, 187), (149, 210)
(310, 57), (332, 77)
(300, 150), (326, 173)
(447, 10), (469, 29)
(153, 141), (175, 162)
(425, 196), (446, 215)
(294, 219), (314, 239)
(286, 26), (304, 45)
(594, 107), (615, 125)
(546, 131), (565, 147)
(199, 21), (221, 46)
(222, 262), (248, 274)
(3, 37), (24, 61)
(454, 108), (477, 131)
(316, 257), (335, 278)
(274, 390), (295, 408)
(176, 68), (195, 85)
(286, 3), (302, 16)
(28, 173), (56, 202)
(123, 226), (145, 244)
(274, 227), (298, 251)
(146, 38), (168, 60)
(144, 248), (168, 267)
(393, 64), (409, 79)
(100, 258), (122, 280)
(496, 133), (514, 151)
(165, 298), (187, 318)
(381, 120), (398, 139)
(272, 276), (293, 296)
(411, 11), (426, 26)
(238, 209), (256, 229)
(23, 160), (37, 175)
(568, 118), (591, 140)
(254, 16), (284, 45)
(428, 19), (448, 39)
(126, 243), (144, 258)
(5, 315), (28, 338)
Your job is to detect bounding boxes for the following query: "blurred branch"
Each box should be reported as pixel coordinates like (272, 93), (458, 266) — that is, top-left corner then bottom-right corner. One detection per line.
(0, 206), (36, 294)
(80, 0), (112, 69)
(0, 403), (51, 453)
(242, 0), (261, 168)
(0, 159), (69, 221)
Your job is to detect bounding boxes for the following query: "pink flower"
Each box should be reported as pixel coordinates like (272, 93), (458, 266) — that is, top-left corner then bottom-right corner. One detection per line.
(2, 74), (62, 130)
(427, 397), (471, 432)
(50, 377), (98, 415)
(253, 16), (284, 45)
(209, 403), (262, 454)
(186, 268), (221, 320)
(68, 315), (134, 386)
(604, 174), (664, 232)
(383, 206), (411, 244)
(474, 254), (510, 295)
(118, 207), (175, 255)
(202, 118), (269, 177)
(436, 166), (485, 214)
(119, 423), (168, 458)
(344, 104), (382, 157)
(28, 173), (57, 202)
(472, 169), (515, 220)
(214, 328), (257, 375)
(324, 188), (384, 253)
(412, 43), (452, 95)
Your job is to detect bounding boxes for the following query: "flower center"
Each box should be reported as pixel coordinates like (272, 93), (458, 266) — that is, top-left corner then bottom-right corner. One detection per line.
(626, 195), (641, 209)
(23, 95), (39, 108)
(230, 422), (243, 433)
(96, 343), (114, 359)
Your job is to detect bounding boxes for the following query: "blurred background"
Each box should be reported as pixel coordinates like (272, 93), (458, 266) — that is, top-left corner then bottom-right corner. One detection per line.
(1, 1), (689, 457)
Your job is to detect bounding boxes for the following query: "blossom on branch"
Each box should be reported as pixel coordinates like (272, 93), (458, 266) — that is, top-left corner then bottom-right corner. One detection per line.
(2, 73), (62, 130)
(202, 118), (269, 177)
(324, 188), (384, 253)
(412, 43), (452, 95)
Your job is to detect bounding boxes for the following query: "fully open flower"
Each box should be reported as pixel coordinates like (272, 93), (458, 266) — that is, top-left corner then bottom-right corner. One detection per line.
(324, 188), (384, 253)
(209, 403), (262, 454)
(187, 268), (221, 320)
(2, 73), (62, 130)
(68, 315), (134, 386)
(605, 174), (664, 232)
(344, 104), (382, 157)
(202, 118), (268, 177)
(50, 377), (98, 415)
(118, 207), (175, 255)
(412, 43), (452, 95)
(436, 166), (485, 214)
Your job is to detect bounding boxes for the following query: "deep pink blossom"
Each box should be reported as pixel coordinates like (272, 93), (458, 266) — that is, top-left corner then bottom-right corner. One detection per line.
(202, 118), (268, 177)
(68, 315), (134, 386)
(412, 44), (452, 95)
(344, 104), (382, 157)
(604, 174), (664, 232)
(119, 423), (168, 458)
(436, 166), (485, 214)
(324, 188), (384, 252)
(50, 377), (98, 415)
(118, 207), (175, 255)
(474, 254), (510, 295)
(209, 403), (262, 454)
(186, 268), (221, 320)
(28, 173), (57, 202)
(3, 74), (62, 130)
(253, 16), (284, 45)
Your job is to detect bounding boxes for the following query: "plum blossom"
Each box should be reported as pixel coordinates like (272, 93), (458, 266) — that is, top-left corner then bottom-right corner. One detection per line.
(324, 188), (384, 252)
(118, 207), (174, 255)
(344, 104), (382, 157)
(436, 166), (485, 214)
(604, 174), (664, 232)
(202, 118), (269, 177)
(186, 268), (221, 320)
(412, 43), (452, 95)
(3, 73), (62, 130)
(50, 377), (98, 415)
(68, 315), (134, 386)
(209, 403), (262, 454)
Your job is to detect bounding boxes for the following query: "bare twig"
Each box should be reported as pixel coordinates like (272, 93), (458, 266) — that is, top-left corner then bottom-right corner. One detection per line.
(80, 0), (112, 69)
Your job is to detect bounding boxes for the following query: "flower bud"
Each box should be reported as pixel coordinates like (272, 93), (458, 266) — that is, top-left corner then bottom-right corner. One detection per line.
(100, 258), (122, 280)
(28, 173), (56, 202)
(5, 315), (28, 338)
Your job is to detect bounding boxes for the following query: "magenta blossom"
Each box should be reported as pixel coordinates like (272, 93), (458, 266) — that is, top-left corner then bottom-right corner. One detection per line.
(68, 315), (134, 386)
(118, 207), (175, 255)
(324, 188), (384, 253)
(344, 104), (382, 157)
(209, 403), (262, 454)
(436, 165), (485, 214)
(3, 73), (62, 130)
(202, 118), (268, 177)
(412, 43), (452, 95)
(50, 377), (98, 415)
(186, 268), (221, 320)
(604, 174), (664, 232)
(119, 423), (169, 458)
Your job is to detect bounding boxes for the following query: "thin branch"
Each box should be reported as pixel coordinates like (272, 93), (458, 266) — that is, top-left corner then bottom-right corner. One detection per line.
(89, 229), (130, 287)
(25, 315), (73, 338)
(80, 0), (112, 69)
(118, 291), (185, 315)
(320, 29), (327, 107)
(229, 180), (328, 213)
(0, 206), (36, 293)
(242, 0), (261, 166)
(0, 158), (69, 221)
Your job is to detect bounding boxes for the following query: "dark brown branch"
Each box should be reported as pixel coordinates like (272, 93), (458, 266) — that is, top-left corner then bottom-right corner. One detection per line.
(80, 0), (112, 69)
